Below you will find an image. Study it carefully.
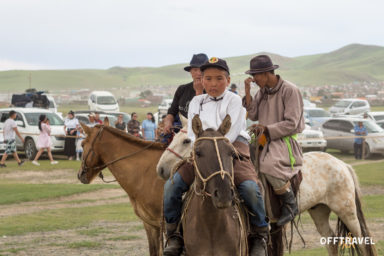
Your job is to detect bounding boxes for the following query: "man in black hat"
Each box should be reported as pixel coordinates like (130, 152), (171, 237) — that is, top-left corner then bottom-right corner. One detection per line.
(163, 53), (208, 134)
(229, 83), (238, 94)
(243, 55), (305, 227)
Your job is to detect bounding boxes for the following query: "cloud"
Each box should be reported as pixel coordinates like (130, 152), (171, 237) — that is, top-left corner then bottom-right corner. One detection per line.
(0, 59), (50, 71)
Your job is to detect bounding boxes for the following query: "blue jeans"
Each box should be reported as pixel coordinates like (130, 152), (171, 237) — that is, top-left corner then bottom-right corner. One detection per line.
(163, 172), (268, 227)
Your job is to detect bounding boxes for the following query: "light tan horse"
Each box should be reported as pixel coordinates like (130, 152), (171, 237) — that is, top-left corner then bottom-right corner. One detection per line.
(77, 121), (165, 256)
(156, 117), (377, 256)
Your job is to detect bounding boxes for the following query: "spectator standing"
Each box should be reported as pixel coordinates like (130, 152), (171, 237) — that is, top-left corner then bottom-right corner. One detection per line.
(229, 83), (238, 94)
(0, 110), (25, 167)
(115, 114), (127, 132)
(76, 127), (86, 161)
(95, 113), (103, 124)
(32, 115), (58, 165)
(127, 112), (141, 137)
(142, 112), (157, 141)
(64, 110), (79, 160)
(87, 113), (97, 127)
(354, 121), (367, 159)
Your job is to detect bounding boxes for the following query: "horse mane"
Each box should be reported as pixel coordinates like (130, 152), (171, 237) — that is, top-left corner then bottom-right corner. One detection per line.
(100, 125), (165, 150)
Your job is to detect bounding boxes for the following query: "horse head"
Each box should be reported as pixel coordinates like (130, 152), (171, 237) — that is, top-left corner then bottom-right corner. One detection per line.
(157, 115), (191, 180)
(192, 114), (235, 209)
(77, 122), (107, 184)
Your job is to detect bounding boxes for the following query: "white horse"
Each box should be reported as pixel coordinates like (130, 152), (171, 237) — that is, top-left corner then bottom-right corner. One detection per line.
(156, 117), (377, 256)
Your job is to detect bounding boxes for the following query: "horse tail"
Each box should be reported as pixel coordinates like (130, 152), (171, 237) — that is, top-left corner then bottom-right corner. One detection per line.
(336, 164), (377, 256)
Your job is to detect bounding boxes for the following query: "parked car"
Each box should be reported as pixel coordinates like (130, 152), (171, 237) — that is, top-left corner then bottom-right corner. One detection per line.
(0, 132), (6, 153)
(304, 107), (331, 129)
(321, 117), (384, 158)
(303, 99), (316, 108)
(74, 112), (118, 128)
(329, 99), (370, 116)
(88, 91), (119, 112)
(360, 111), (384, 123)
(297, 125), (327, 152)
(0, 108), (66, 160)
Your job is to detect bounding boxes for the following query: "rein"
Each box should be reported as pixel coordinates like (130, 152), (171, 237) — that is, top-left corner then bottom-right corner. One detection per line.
(165, 129), (188, 160)
(192, 136), (236, 197)
(82, 126), (156, 182)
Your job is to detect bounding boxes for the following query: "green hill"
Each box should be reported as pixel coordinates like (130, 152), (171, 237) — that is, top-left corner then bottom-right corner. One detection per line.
(0, 43), (383, 92)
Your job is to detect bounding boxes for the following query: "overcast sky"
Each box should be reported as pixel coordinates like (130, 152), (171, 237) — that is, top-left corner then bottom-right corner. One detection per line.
(0, 0), (382, 70)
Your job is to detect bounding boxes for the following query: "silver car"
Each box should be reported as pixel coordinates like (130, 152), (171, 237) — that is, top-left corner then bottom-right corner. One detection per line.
(321, 117), (384, 158)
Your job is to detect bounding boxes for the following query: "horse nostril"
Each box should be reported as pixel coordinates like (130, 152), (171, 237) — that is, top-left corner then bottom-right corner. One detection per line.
(231, 189), (234, 197)
(214, 190), (219, 198)
(160, 167), (165, 176)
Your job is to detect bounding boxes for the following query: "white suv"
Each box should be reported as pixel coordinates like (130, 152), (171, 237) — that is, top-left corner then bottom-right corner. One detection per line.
(0, 108), (66, 159)
(88, 91), (119, 112)
(329, 99), (370, 116)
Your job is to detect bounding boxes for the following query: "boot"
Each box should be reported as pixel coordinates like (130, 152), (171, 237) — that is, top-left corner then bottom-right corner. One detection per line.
(276, 187), (298, 226)
(163, 222), (183, 256)
(249, 226), (268, 256)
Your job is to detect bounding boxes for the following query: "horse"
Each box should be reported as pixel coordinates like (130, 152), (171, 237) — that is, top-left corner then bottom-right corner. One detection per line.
(179, 114), (247, 256)
(77, 120), (165, 256)
(157, 116), (377, 256)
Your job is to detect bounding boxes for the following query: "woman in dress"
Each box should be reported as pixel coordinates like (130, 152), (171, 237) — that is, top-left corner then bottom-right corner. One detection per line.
(32, 115), (58, 165)
(64, 110), (79, 160)
(141, 112), (157, 141)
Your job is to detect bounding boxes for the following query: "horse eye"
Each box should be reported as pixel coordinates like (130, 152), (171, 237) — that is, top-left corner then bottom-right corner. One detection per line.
(195, 150), (201, 157)
(183, 139), (191, 144)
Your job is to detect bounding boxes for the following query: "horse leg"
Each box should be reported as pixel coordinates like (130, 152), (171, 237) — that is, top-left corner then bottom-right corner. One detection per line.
(143, 222), (162, 256)
(308, 204), (338, 256)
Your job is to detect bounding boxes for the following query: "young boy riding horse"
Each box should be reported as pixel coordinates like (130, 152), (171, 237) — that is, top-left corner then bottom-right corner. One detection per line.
(163, 58), (268, 256)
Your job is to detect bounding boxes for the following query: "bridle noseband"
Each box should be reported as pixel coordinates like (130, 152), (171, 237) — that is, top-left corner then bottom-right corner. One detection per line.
(192, 136), (236, 196)
(165, 129), (188, 160)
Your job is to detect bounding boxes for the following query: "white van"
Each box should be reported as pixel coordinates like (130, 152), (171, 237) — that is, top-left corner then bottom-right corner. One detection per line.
(329, 99), (370, 116)
(88, 91), (119, 112)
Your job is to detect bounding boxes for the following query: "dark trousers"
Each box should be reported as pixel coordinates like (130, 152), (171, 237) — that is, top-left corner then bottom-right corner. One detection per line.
(354, 143), (363, 159)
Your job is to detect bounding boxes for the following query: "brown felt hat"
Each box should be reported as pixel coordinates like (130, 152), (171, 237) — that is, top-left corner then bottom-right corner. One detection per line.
(245, 55), (279, 75)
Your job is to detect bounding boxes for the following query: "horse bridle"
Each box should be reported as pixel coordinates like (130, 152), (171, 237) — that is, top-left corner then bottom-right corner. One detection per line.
(165, 129), (188, 160)
(81, 126), (156, 175)
(192, 136), (236, 196)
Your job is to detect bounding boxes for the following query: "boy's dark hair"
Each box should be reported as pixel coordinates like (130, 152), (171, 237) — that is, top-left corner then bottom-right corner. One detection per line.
(269, 70), (275, 74)
(9, 110), (16, 117)
(131, 112), (137, 118)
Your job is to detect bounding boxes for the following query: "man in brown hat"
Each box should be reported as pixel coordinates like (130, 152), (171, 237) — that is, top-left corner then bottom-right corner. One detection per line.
(243, 55), (305, 227)
(163, 53), (208, 134)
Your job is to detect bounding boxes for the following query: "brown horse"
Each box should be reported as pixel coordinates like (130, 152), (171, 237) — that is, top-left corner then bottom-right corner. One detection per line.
(77, 120), (165, 256)
(180, 115), (247, 256)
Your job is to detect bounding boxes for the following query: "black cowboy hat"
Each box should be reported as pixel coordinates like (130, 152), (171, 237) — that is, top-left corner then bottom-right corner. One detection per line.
(184, 53), (209, 72)
(245, 55), (279, 75)
(200, 57), (230, 74)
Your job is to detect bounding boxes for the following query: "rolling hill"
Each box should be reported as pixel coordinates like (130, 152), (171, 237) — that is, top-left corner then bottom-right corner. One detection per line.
(0, 43), (383, 92)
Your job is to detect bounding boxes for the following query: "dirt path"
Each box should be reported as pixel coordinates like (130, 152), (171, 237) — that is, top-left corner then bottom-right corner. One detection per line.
(0, 188), (127, 217)
(0, 169), (115, 184)
(350, 159), (384, 166)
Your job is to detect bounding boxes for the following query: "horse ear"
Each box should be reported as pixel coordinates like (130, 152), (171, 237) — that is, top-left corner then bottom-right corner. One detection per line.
(218, 114), (231, 136)
(192, 114), (203, 137)
(103, 117), (110, 126)
(180, 114), (188, 128)
(80, 122), (91, 135)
